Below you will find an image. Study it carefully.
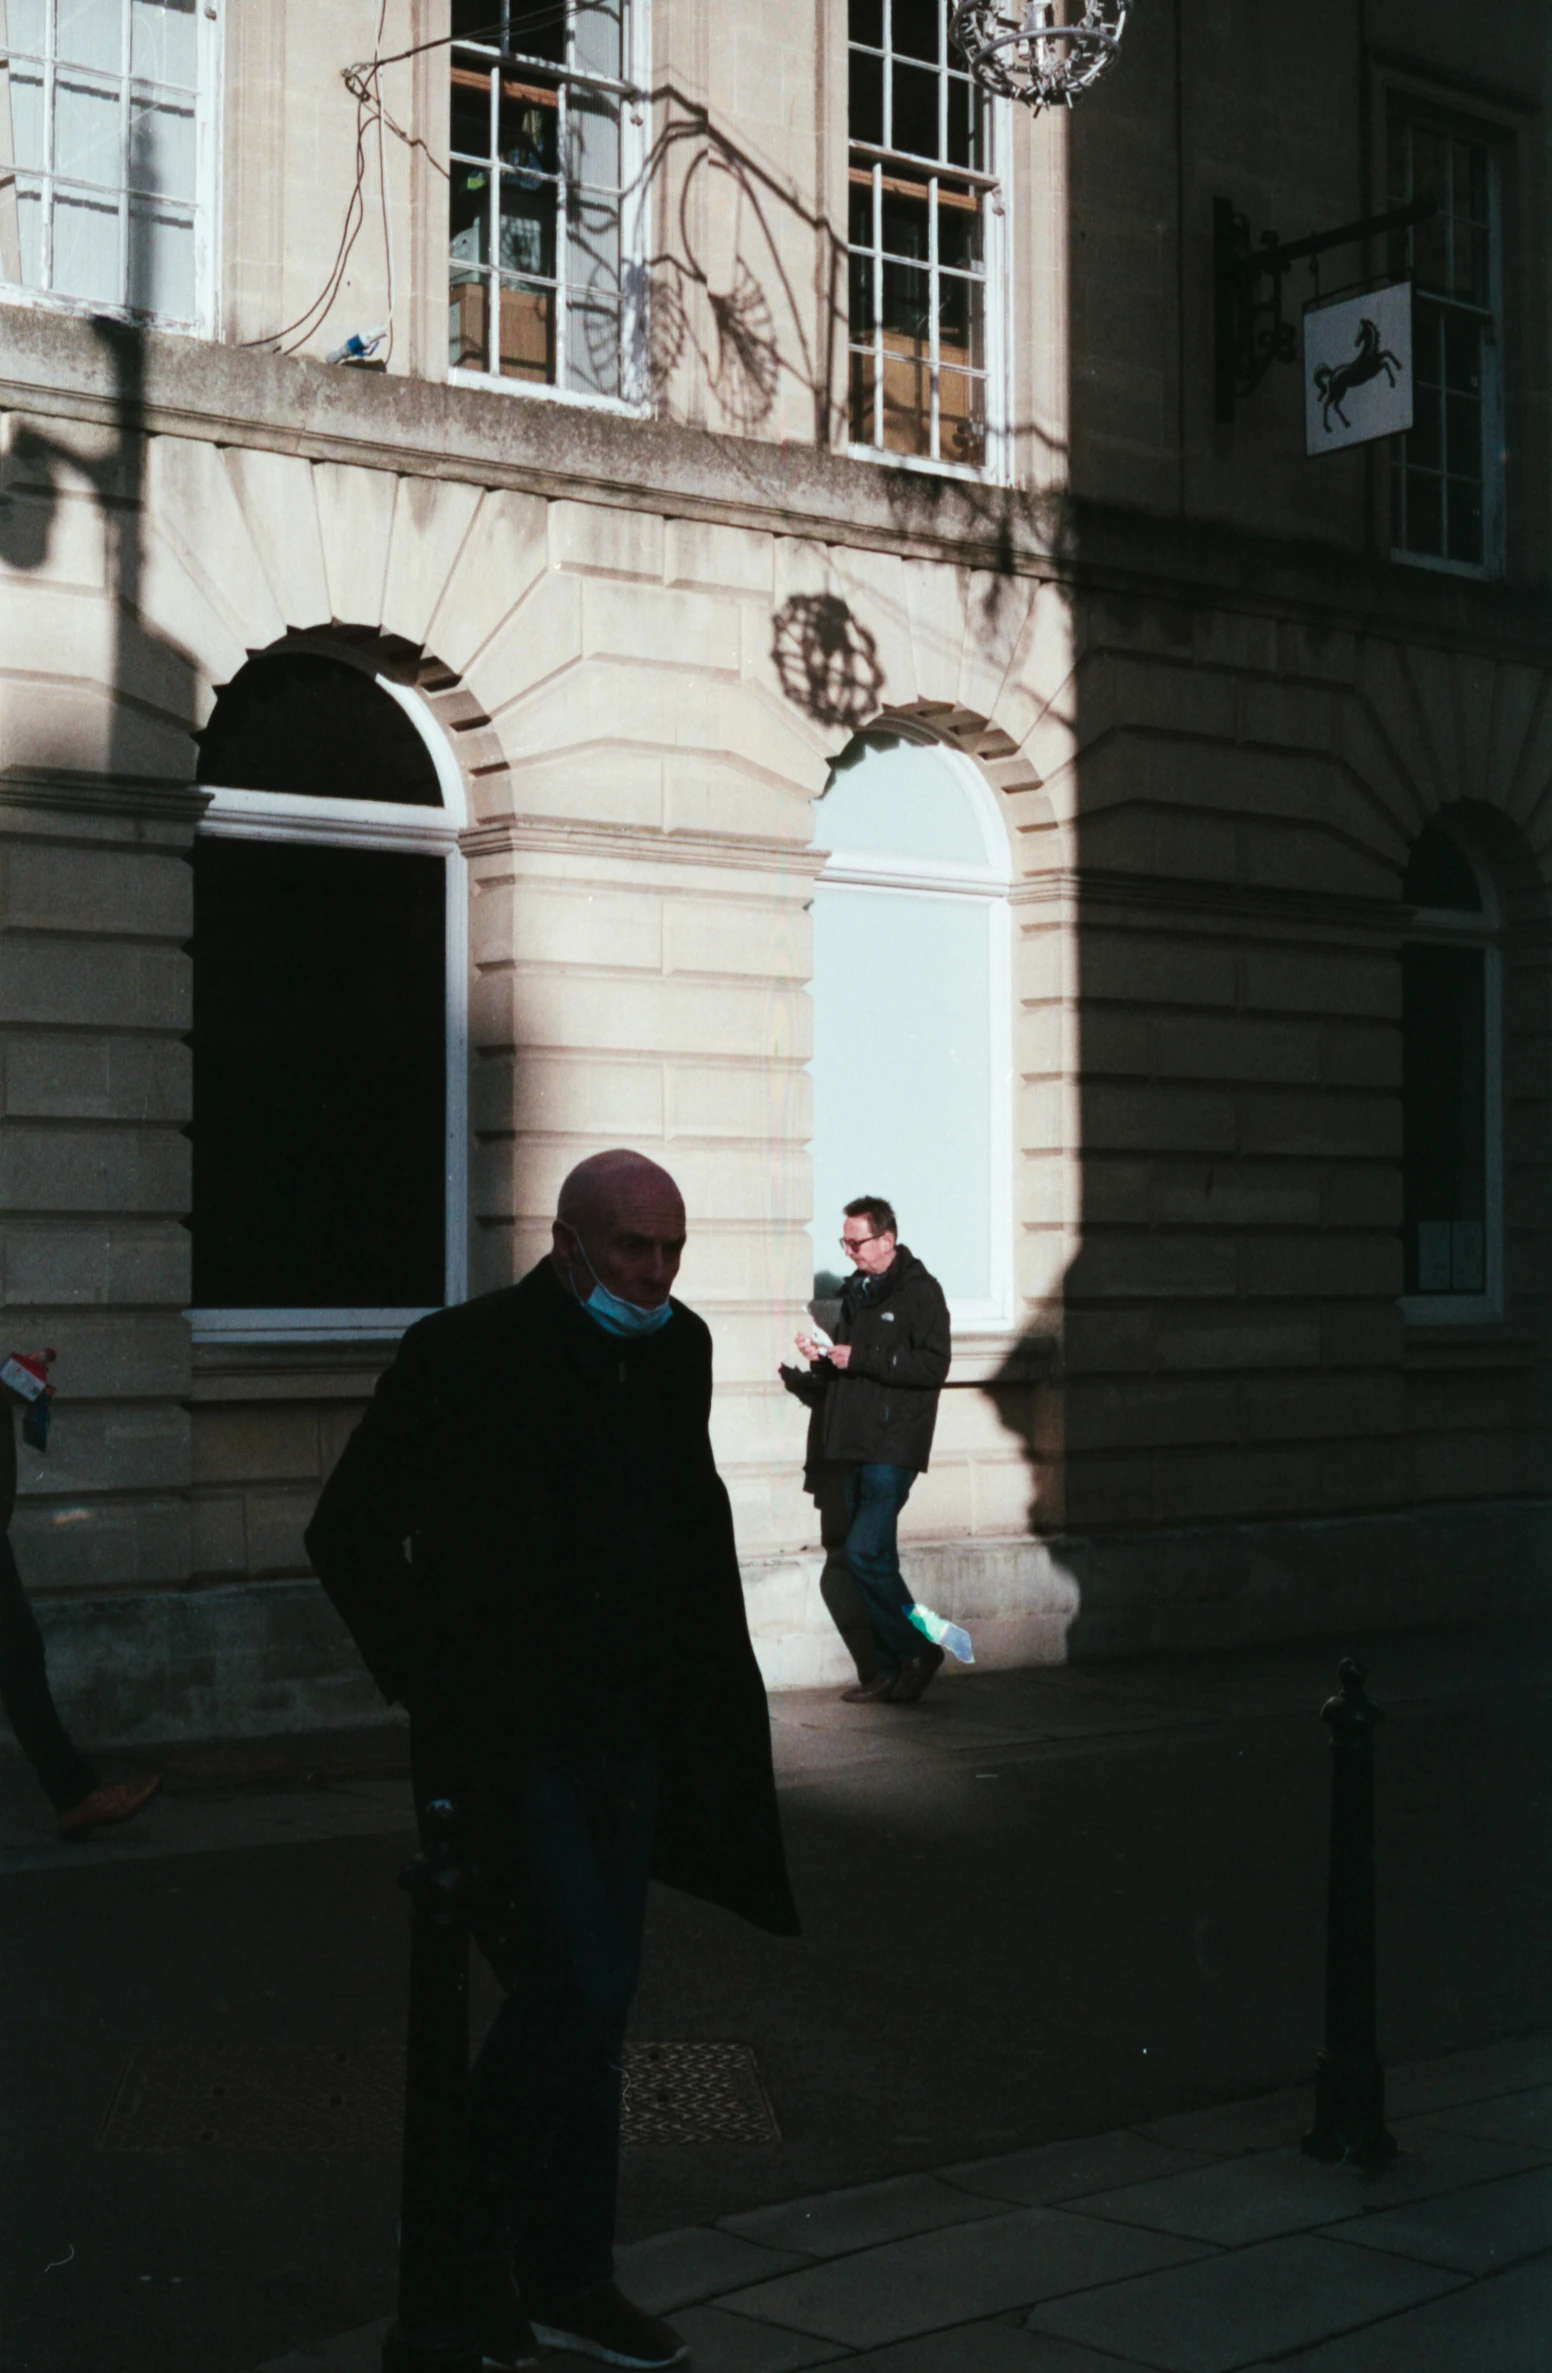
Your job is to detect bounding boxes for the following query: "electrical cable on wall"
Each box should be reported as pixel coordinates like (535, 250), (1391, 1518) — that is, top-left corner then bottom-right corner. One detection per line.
(242, 7), (577, 359)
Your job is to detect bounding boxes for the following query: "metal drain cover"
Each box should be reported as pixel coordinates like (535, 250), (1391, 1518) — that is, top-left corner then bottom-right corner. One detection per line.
(623, 2041), (779, 2145)
(100, 2039), (778, 2152)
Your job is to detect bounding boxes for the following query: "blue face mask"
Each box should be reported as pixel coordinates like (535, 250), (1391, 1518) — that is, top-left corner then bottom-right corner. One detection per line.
(567, 1231), (674, 1339)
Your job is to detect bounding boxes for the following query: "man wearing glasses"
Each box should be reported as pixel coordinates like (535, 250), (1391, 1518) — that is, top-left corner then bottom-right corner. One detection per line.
(782, 1196), (952, 1704)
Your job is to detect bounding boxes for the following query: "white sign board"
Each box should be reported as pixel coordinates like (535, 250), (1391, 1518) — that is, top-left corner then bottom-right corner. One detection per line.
(1304, 282), (1413, 457)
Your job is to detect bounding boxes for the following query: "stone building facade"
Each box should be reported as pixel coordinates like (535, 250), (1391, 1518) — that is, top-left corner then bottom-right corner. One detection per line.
(0, 1), (1547, 1743)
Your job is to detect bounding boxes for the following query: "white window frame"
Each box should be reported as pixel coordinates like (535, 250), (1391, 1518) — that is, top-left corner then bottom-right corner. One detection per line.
(812, 736), (1014, 1330)
(1387, 108), (1505, 581)
(446, 0), (650, 415)
(844, 0), (1011, 482)
(0, 0), (221, 335)
(1399, 837), (1503, 1327)
(187, 671), (469, 1349)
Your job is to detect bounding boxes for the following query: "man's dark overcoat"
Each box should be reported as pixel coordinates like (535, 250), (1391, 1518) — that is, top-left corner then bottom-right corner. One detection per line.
(305, 1260), (798, 1952)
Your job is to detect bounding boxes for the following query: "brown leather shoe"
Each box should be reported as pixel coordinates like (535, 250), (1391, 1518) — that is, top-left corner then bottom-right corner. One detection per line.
(840, 1669), (899, 1702)
(888, 1645), (945, 1704)
(57, 1772), (161, 1840)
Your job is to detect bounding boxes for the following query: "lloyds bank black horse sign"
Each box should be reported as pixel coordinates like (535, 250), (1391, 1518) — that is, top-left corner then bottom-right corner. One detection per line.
(1304, 282), (1413, 457)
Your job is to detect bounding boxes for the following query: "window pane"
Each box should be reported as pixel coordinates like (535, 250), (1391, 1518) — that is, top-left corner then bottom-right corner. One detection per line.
(1446, 479), (1483, 566)
(499, 176), (556, 277)
(849, 47), (882, 146)
(1407, 381), (1442, 471)
(880, 183), (927, 262)
(939, 368), (984, 464)
(849, 343), (876, 442)
(817, 731), (990, 866)
(812, 881), (993, 1303)
(498, 279), (554, 380)
(1402, 940), (1486, 1294)
(882, 256), (928, 339)
(568, 84), (619, 198)
(196, 653), (445, 805)
(55, 73), (122, 187)
(891, 59), (938, 157)
(1442, 312), (1481, 395)
(127, 194), (192, 315)
(450, 167), (491, 267)
(849, 0), (882, 44)
(129, 90), (195, 200)
(191, 841), (447, 1311)
(56, 0), (120, 72)
(449, 266), (489, 369)
(131, 0), (196, 87)
(12, 182), (41, 282)
(4, 60), (45, 170)
(450, 75), (490, 158)
(1403, 467), (1443, 555)
(53, 188), (120, 302)
(5, 0), (46, 53)
(848, 245), (874, 334)
(892, 0), (939, 65)
(572, 0), (623, 81)
(881, 343), (930, 453)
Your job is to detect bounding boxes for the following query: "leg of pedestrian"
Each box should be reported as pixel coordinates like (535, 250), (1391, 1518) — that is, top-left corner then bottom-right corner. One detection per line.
(839, 1464), (943, 1704)
(0, 1529), (158, 1837)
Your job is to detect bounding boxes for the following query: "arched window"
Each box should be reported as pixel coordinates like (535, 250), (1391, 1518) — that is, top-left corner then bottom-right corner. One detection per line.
(189, 647), (468, 1342)
(1401, 820), (1501, 1318)
(809, 728), (1012, 1323)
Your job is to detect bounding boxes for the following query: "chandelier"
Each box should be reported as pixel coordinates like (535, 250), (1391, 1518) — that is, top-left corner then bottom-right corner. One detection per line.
(950, 0), (1129, 112)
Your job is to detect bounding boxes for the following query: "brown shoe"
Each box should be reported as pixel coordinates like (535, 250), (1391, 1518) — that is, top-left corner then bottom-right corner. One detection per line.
(888, 1646), (945, 1704)
(841, 1669), (899, 1703)
(57, 1772), (161, 1840)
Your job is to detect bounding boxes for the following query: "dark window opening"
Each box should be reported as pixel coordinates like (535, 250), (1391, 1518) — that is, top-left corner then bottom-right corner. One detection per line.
(191, 840), (446, 1309)
(1404, 827), (1482, 913)
(1402, 940), (1487, 1296)
(196, 653), (443, 806)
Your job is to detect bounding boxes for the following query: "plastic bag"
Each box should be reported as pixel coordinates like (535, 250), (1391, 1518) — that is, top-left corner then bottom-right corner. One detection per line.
(908, 1602), (974, 1664)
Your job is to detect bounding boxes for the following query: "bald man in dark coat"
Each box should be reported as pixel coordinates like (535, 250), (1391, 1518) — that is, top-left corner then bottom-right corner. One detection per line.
(306, 1151), (797, 2372)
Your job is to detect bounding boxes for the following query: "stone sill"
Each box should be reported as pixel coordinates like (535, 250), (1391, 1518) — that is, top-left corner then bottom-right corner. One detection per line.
(1403, 1327), (1542, 1374)
(189, 1342), (392, 1402)
(3, 301), (1552, 653)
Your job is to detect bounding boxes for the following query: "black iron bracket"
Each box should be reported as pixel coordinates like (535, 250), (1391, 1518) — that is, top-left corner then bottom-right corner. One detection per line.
(1212, 193), (1438, 424)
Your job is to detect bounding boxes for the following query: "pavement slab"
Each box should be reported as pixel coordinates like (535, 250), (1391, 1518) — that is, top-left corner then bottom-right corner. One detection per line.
(940, 2132), (1209, 2208)
(1231, 2252), (1552, 2371)
(1385, 2033), (1552, 2117)
(718, 2207), (1207, 2349)
(1316, 2164), (1552, 2276)
(1062, 2126), (1545, 2247)
(1022, 2233), (1465, 2373)
(667, 2304), (853, 2370)
(1129, 2092), (1309, 2160)
(720, 2172), (1009, 2257)
(613, 2227), (816, 2314)
(840, 2323), (1146, 2371)
(1402, 2083), (1552, 2154)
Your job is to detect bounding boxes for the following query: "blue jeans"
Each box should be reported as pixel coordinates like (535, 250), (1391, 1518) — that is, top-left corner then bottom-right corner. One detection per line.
(843, 1462), (922, 1675)
(466, 1741), (658, 2311)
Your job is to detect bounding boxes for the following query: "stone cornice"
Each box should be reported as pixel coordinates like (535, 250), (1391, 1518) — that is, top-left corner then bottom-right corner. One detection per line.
(4, 304), (1552, 666)
(460, 816), (825, 880)
(0, 769), (211, 826)
(1012, 866), (1403, 937)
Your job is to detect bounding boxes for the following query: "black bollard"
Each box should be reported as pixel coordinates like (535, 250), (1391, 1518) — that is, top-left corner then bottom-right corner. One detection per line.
(1301, 1659), (1397, 2167)
(382, 1797), (480, 2373)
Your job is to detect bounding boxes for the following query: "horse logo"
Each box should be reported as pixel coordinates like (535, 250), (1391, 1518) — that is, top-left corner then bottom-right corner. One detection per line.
(1313, 317), (1403, 433)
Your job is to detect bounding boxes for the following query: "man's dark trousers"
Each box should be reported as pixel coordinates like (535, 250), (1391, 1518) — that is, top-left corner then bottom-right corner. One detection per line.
(0, 1532), (97, 1811)
(842, 1462), (922, 1676)
(448, 1739), (659, 2309)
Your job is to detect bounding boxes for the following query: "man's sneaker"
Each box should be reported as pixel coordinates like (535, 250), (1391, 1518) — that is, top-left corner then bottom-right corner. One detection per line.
(840, 1668), (898, 1702)
(468, 2250), (540, 2370)
(530, 2282), (688, 2368)
(888, 1644), (945, 1703)
(56, 1772), (161, 1840)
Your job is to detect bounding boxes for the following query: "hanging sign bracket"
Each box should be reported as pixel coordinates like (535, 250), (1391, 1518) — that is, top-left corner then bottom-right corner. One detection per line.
(1213, 193), (1438, 424)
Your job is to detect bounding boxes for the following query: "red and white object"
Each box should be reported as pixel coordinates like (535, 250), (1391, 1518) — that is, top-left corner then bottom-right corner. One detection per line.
(1, 1349), (56, 1402)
